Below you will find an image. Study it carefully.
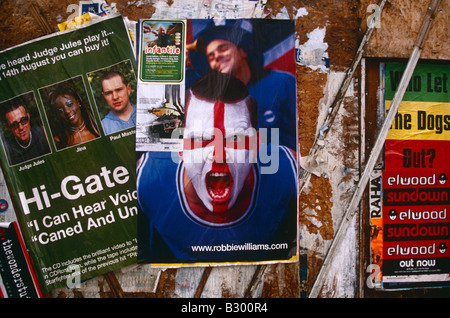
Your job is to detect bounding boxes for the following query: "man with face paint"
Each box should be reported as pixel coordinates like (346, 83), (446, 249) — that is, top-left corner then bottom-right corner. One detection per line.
(2, 101), (50, 165)
(137, 70), (297, 262)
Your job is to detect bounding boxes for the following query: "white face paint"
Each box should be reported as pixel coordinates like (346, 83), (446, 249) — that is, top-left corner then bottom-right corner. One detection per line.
(183, 93), (257, 213)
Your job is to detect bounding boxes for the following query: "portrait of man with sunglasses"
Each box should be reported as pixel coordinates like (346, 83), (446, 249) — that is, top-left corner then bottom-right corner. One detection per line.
(1, 98), (51, 166)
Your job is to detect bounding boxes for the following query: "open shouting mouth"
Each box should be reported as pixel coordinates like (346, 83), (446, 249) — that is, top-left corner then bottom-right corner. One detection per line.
(206, 165), (233, 207)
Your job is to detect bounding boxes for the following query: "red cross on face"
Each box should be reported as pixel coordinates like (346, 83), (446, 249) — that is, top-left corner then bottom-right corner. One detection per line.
(183, 94), (258, 213)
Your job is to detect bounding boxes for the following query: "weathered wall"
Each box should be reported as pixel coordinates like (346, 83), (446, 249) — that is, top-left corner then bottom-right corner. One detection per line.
(360, 0), (449, 60)
(268, 0), (361, 297)
(0, 0), (447, 298)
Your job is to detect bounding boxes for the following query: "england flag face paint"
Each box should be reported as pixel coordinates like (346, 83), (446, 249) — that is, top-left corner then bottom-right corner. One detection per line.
(183, 93), (257, 213)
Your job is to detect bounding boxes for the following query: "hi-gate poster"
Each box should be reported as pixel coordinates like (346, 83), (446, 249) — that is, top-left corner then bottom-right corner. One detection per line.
(0, 15), (138, 293)
(381, 62), (450, 288)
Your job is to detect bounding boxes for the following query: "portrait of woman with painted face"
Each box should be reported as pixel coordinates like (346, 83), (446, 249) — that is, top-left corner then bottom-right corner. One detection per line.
(45, 80), (100, 150)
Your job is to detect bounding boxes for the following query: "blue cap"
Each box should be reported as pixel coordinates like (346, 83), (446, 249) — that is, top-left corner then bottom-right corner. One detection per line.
(188, 19), (263, 78)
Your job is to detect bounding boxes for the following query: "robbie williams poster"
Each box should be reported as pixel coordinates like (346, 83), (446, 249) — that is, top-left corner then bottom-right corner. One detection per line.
(136, 19), (299, 266)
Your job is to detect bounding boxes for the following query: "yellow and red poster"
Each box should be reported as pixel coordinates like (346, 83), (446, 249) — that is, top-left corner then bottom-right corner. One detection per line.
(381, 62), (449, 289)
